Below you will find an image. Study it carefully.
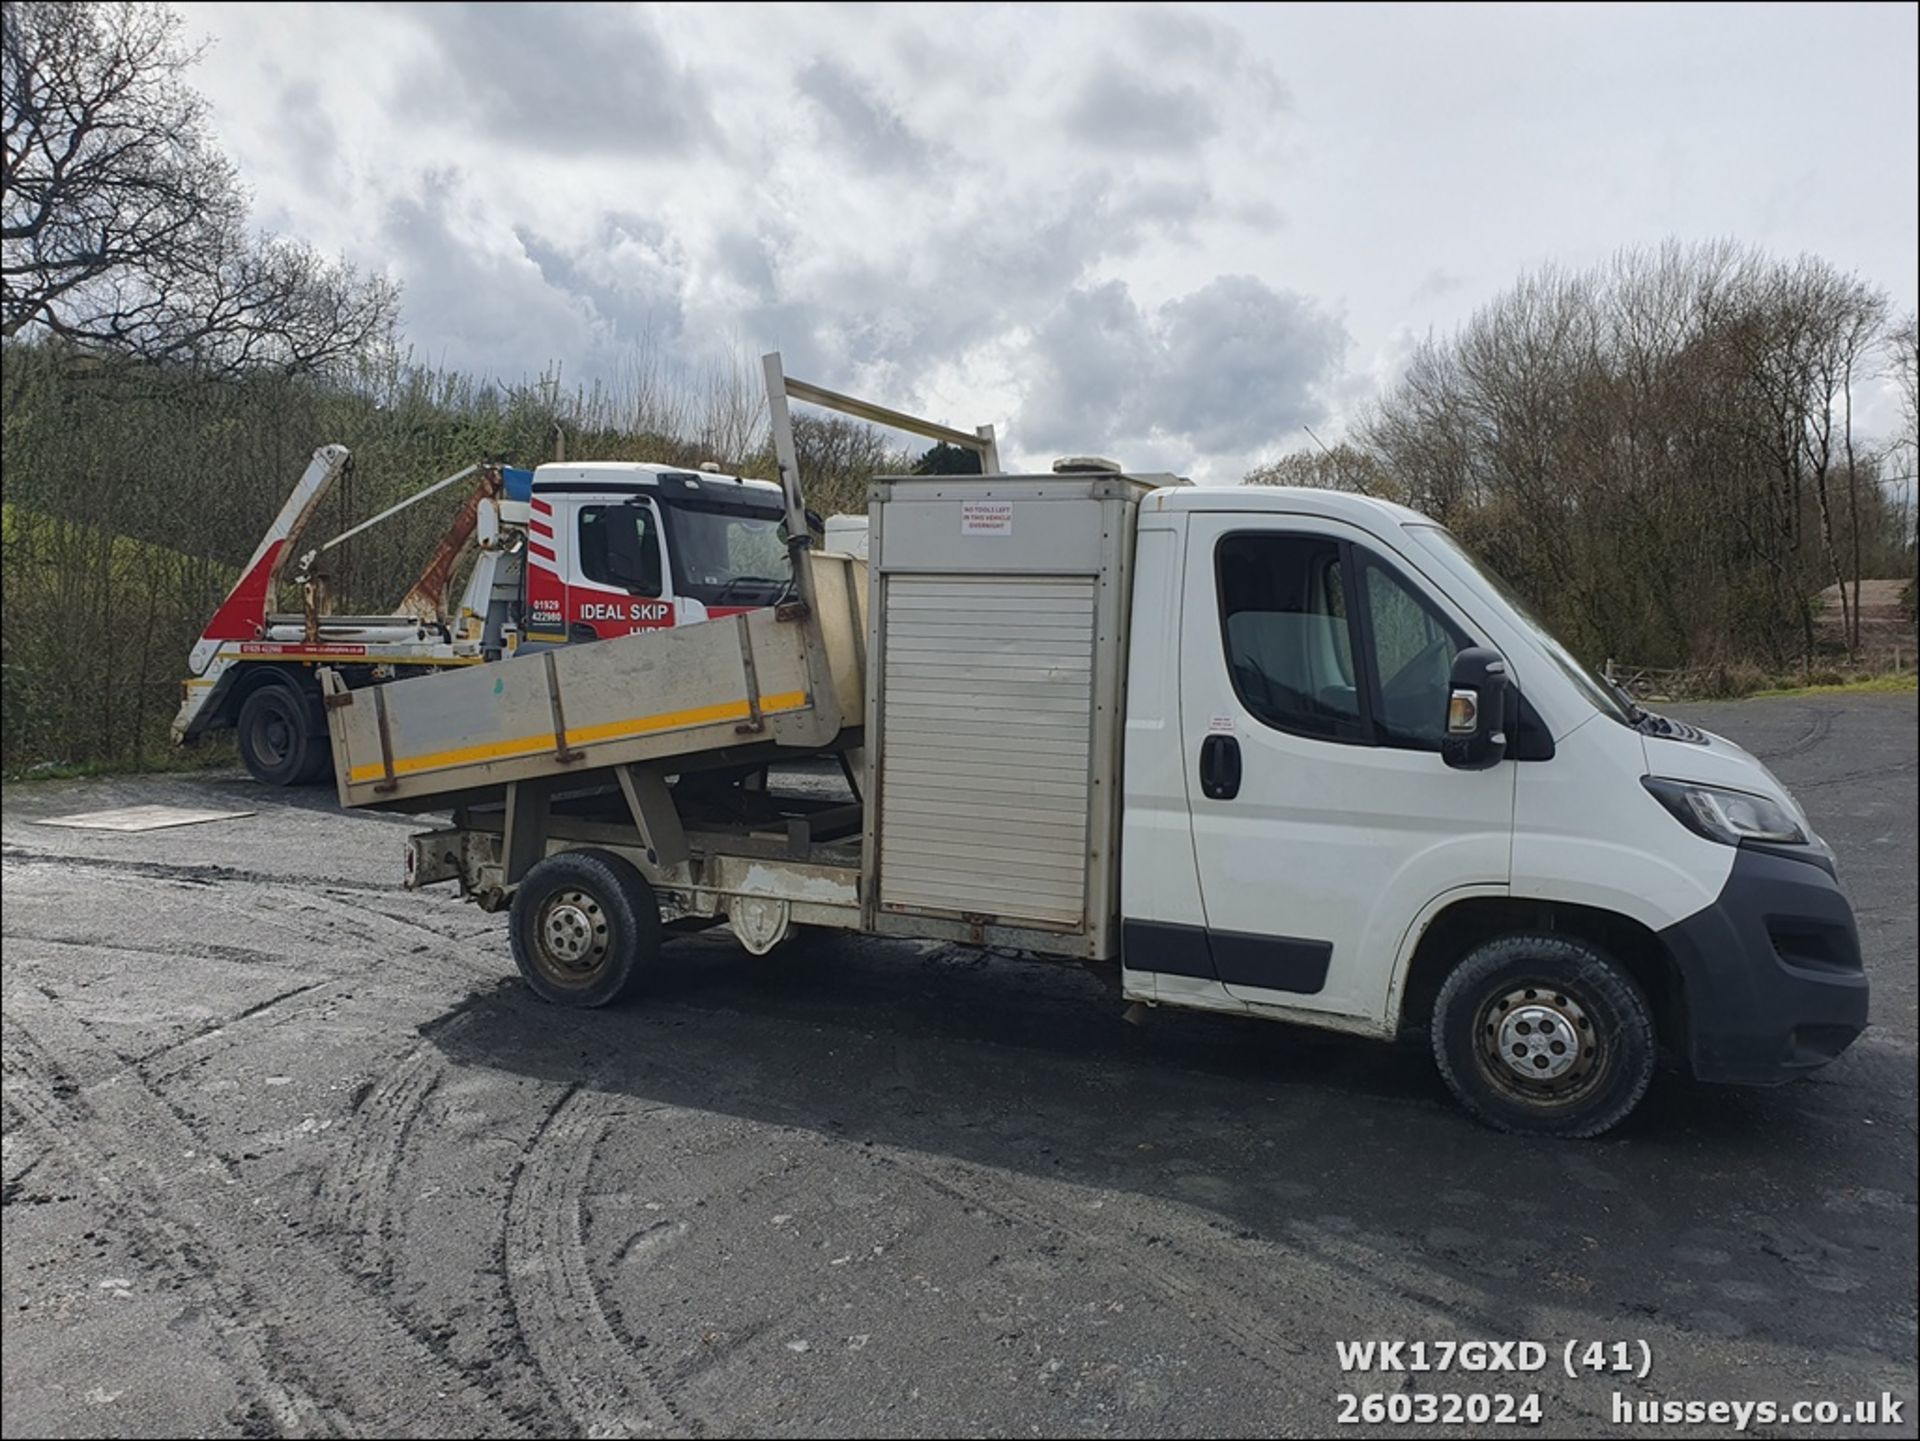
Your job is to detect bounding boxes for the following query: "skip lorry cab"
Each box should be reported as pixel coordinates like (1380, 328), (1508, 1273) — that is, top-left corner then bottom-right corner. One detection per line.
(327, 356), (1867, 1137)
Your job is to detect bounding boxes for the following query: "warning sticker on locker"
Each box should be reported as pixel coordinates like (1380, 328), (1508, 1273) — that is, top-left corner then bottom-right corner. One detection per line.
(961, 501), (1013, 536)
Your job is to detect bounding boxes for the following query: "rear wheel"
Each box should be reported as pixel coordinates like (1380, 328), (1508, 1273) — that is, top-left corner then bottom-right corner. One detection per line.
(509, 850), (660, 1008)
(236, 683), (331, 786)
(1431, 934), (1656, 1138)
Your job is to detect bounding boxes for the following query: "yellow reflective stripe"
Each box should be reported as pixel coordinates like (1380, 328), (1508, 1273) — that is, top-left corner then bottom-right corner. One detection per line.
(346, 689), (810, 783)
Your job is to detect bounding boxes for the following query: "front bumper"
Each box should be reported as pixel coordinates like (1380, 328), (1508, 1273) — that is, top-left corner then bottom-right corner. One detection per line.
(1659, 848), (1868, 1084)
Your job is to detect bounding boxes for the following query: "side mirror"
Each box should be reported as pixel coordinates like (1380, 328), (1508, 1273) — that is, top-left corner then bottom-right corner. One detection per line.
(1443, 647), (1509, 771)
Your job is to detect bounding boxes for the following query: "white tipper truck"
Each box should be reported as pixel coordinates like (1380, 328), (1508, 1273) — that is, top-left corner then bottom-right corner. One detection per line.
(321, 354), (1868, 1137)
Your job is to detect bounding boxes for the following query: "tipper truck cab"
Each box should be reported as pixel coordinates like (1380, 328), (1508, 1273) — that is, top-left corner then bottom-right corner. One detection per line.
(175, 448), (793, 785)
(320, 355), (1867, 1138)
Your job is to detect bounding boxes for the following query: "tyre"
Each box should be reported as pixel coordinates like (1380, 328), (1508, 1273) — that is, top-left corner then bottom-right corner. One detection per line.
(296, 690), (336, 785)
(1431, 933), (1656, 1138)
(509, 849), (660, 1008)
(237, 683), (330, 786)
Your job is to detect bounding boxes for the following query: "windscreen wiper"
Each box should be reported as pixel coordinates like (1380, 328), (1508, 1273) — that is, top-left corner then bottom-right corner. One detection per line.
(705, 575), (783, 606)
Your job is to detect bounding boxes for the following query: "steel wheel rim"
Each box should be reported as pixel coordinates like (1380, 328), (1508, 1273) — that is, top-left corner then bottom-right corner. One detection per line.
(251, 703), (294, 765)
(1473, 980), (1608, 1108)
(533, 888), (610, 987)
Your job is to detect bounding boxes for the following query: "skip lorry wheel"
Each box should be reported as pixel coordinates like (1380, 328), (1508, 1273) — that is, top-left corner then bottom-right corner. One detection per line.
(237, 683), (330, 786)
(1432, 934), (1656, 1138)
(509, 850), (660, 1008)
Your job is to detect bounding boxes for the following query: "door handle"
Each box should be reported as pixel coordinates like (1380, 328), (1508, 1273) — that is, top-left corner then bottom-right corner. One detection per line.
(1200, 734), (1242, 800)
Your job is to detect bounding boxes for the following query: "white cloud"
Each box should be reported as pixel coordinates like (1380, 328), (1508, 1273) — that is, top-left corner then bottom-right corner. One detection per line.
(175, 1), (1917, 478)
(1018, 276), (1346, 471)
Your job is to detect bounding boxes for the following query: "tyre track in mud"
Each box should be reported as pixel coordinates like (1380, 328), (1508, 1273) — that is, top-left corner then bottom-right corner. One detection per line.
(0, 846), (389, 892)
(868, 1148), (1317, 1372)
(310, 1024), (694, 1436)
(1, 1095), (47, 1205)
(494, 1004), (1385, 1412)
(566, 999), (1561, 1394)
(854, 1146), (1624, 1430)
(3, 932), (313, 972)
(129, 980), (338, 1089)
(2, 1015), (340, 1438)
(306, 1015), (580, 1434)
(502, 1084), (692, 1438)
(3, 846), (505, 972)
(1739, 707), (1918, 791)
(3, 846), (505, 978)
(1750, 708), (1835, 760)
(315, 1035), (456, 1284)
(1, 960), (345, 1098)
(8, 950), (400, 1100)
(12, 835), (691, 1437)
(4, 848), (512, 1096)
(2, 994), (527, 1438)
(475, 1000), (1469, 1403)
(1790, 757), (1920, 791)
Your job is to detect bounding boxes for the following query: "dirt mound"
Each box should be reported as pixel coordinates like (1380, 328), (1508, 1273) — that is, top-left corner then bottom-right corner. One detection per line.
(1815, 578), (1916, 665)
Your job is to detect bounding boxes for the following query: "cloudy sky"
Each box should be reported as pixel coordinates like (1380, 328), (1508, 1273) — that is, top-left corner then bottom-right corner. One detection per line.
(177, 1), (1918, 481)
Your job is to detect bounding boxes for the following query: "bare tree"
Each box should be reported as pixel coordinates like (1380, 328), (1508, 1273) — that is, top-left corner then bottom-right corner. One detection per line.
(2, 0), (395, 372)
(1346, 242), (1905, 673)
(1246, 441), (1397, 498)
(789, 413), (911, 517)
(1892, 314), (1919, 588)
(1894, 314), (1920, 457)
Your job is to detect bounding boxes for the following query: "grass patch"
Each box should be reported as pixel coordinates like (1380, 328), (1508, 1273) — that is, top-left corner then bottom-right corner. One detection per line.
(1745, 673), (1918, 700)
(3, 739), (238, 783)
(2, 501), (233, 577)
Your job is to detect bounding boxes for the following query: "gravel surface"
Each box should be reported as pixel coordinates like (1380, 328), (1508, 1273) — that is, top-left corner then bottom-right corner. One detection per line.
(2, 692), (1914, 1438)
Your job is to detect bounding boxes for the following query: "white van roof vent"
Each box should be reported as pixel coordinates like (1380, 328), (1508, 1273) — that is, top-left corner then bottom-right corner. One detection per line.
(1052, 456), (1122, 475)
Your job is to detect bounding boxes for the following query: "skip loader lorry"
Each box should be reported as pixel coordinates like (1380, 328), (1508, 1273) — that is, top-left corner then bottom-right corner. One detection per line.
(322, 354), (1869, 1137)
(174, 445), (794, 785)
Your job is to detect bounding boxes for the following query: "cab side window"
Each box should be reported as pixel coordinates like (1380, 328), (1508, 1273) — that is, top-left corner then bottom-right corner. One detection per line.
(1217, 532), (1474, 752)
(578, 503), (662, 596)
(1217, 534), (1366, 742)
(1359, 555), (1468, 751)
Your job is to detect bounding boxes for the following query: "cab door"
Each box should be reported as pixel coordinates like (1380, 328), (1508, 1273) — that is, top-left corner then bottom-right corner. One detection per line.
(1176, 512), (1516, 1022)
(528, 495), (677, 643)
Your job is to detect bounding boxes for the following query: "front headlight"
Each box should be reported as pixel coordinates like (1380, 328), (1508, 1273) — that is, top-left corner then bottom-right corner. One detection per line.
(1642, 777), (1807, 846)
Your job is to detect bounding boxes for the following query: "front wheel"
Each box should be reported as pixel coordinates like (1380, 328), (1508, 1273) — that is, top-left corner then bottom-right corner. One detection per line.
(509, 849), (660, 1008)
(1431, 934), (1656, 1138)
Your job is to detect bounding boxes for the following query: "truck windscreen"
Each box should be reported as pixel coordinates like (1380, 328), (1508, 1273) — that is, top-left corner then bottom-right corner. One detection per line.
(659, 497), (792, 607)
(1408, 525), (1634, 726)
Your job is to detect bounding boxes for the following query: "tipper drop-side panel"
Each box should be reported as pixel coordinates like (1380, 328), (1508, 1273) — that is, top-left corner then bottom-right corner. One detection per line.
(325, 553), (867, 809)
